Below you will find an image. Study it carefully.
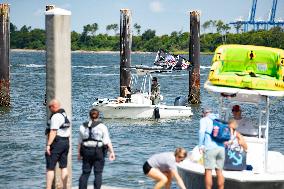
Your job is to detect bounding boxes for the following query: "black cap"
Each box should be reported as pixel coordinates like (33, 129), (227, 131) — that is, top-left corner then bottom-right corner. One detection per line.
(152, 77), (157, 81)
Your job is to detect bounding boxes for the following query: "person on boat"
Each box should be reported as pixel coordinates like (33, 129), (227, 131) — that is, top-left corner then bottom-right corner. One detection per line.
(117, 86), (131, 103)
(78, 108), (115, 189)
(231, 105), (258, 136)
(199, 107), (225, 189)
(226, 119), (248, 151)
(150, 77), (161, 105)
(45, 99), (71, 189)
(143, 147), (187, 189)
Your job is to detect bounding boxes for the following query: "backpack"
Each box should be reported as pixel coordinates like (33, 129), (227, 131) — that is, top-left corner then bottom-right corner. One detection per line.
(209, 119), (231, 142)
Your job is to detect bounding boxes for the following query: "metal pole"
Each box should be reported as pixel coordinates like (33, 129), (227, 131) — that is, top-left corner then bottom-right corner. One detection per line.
(264, 97), (270, 172)
(188, 11), (201, 104)
(0, 3), (10, 107)
(45, 7), (72, 189)
(120, 9), (132, 96)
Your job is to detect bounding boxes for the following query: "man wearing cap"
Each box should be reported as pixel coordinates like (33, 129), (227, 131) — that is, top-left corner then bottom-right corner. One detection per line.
(150, 77), (161, 105)
(199, 107), (225, 189)
(232, 105), (258, 136)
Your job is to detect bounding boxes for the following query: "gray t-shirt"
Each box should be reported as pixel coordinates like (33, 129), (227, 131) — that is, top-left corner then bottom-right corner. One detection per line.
(147, 152), (177, 172)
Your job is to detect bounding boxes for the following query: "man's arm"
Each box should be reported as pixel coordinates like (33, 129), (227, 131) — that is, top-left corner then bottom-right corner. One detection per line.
(46, 129), (57, 155)
(78, 143), (82, 160)
(198, 118), (207, 148)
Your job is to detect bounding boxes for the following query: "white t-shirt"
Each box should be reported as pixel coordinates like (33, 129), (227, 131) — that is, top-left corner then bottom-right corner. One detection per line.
(79, 121), (111, 147)
(50, 113), (70, 137)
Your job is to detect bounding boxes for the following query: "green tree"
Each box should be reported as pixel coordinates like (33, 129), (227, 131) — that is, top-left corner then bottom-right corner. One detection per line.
(202, 20), (211, 34)
(141, 29), (156, 41)
(10, 22), (17, 32)
(90, 23), (99, 36)
(112, 24), (118, 35)
(216, 20), (224, 34)
(106, 24), (118, 35)
(222, 24), (231, 43)
(106, 24), (112, 34)
(234, 21), (243, 34)
(134, 23), (141, 36)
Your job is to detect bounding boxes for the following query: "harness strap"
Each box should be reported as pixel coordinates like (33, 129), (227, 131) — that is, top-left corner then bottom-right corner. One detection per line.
(82, 121), (103, 143)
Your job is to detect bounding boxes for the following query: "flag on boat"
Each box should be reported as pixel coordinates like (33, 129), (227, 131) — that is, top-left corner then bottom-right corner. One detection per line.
(154, 49), (191, 70)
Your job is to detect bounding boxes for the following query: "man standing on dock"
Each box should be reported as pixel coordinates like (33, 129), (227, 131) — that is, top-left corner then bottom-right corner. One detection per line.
(45, 99), (71, 189)
(199, 108), (225, 189)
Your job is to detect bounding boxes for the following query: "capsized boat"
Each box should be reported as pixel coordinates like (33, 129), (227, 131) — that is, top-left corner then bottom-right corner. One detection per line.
(208, 44), (284, 91)
(92, 70), (192, 119)
(178, 81), (284, 189)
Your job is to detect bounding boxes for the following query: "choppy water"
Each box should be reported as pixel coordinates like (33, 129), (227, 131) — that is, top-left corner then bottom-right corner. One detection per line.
(0, 51), (283, 189)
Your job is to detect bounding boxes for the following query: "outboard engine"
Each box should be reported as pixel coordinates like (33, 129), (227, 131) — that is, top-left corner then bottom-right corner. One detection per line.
(154, 107), (160, 119)
(174, 96), (188, 106)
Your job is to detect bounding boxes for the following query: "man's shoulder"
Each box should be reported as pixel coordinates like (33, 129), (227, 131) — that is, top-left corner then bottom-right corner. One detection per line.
(52, 112), (65, 120)
(200, 116), (212, 122)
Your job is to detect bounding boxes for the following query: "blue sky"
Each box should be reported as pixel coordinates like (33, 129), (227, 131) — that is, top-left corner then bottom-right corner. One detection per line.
(3, 0), (284, 35)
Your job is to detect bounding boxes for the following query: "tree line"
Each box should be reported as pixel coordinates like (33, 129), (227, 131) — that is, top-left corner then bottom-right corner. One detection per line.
(10, 21), (284, 53)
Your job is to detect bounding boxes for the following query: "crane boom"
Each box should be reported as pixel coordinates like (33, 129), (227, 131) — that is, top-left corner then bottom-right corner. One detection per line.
(248, 0), (257, 23)
(269, 0), (277, 23)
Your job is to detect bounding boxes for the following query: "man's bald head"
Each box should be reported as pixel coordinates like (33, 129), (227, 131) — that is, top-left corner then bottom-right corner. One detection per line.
(48, 99), (61, 112)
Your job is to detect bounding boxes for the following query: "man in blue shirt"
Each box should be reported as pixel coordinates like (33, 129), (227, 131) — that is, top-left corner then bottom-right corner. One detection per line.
(199, 108), (225, 189)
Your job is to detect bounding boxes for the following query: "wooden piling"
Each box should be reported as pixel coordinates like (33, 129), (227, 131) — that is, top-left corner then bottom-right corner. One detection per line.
(120, 9), (132, 96)
(45, 7), (72, 189)
(188, 11), (201, 104)
(0, 4), (10, 107)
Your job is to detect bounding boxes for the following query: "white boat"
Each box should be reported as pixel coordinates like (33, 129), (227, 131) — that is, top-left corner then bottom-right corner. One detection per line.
(178, 81), (284, 189)
(92, 71), (193, 119)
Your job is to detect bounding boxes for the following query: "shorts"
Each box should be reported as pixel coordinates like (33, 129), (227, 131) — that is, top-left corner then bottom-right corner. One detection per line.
(204, 147), (225, 170)
(143, 161), (152, 175)
(46, 136), (69, 170)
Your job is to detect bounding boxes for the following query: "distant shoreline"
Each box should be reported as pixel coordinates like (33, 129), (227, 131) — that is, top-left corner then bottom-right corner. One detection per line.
(11, 49), (153, 54)
(11, 49), (213, 55)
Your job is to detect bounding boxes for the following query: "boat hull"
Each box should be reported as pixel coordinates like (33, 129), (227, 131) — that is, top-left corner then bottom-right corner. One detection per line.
(94, 103), (192, 119)
(178, 165), (284, 189)
(178, 148), (284, 189)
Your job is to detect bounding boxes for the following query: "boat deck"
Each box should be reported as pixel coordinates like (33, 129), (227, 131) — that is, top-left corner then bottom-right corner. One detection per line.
(178, 159), (284, 182)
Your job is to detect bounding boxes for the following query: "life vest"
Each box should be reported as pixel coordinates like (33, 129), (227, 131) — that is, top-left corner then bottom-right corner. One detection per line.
(82, 121), (103, 145)
(45, 109), (70, 135)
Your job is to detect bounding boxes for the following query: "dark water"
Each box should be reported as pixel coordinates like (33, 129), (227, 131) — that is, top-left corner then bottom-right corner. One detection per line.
(0, 51), (283, 189)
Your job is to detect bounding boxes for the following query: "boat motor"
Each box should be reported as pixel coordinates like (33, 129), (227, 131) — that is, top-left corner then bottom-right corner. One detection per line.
(174, 96), (188, 106)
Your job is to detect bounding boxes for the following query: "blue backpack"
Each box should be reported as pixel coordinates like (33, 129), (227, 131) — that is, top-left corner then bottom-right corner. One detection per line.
(209, 119), (231, 143)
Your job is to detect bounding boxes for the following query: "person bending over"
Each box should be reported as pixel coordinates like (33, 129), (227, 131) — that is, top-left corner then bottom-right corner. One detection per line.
(143, 147), (187, 189)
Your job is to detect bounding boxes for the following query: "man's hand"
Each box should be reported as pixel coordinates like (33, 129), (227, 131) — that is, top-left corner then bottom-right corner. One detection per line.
(46, 145), (51, 156)
(109, 152), (115, 161)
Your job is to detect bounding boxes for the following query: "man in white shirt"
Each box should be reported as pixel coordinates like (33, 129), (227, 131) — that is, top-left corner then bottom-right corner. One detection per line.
(45, 99), (70, 189)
